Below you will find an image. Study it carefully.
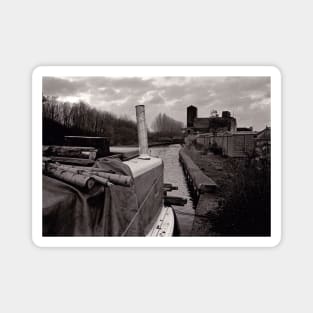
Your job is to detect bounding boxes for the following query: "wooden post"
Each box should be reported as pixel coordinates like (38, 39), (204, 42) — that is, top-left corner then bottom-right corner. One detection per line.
(135, 105), (150, 159)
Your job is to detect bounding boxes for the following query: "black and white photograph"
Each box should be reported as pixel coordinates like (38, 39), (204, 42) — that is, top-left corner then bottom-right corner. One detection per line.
(3, 1), (312, 311)
(4, 1), (313, 311)
(35, 66), (278, 244)
(31, 66), (281, 247)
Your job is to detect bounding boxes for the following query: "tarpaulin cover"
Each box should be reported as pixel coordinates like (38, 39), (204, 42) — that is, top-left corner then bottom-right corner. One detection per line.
(43, 157), (163, 236)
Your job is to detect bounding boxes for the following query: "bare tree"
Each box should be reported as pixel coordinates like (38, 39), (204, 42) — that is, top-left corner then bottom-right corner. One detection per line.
(42, 96), (138, 145)
(152, 113), (183, 136)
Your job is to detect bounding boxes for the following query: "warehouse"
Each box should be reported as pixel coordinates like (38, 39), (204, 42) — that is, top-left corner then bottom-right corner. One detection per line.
(196, 131), (258, 157)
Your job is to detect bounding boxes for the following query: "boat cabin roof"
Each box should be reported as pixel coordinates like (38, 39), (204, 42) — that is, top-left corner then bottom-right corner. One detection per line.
(124, 156), (162, 178)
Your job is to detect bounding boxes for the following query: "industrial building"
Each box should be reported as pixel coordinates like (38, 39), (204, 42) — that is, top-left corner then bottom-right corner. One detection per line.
(186, 105), (270, 158)
(186, 105), (237, 133)
(196, 131), (257, 157)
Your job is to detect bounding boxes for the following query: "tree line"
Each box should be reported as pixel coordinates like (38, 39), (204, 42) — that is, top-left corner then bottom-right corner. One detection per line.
(151, 113), (184, 138)
(43, 96), (138, 145)
(43, 96), (183, 146)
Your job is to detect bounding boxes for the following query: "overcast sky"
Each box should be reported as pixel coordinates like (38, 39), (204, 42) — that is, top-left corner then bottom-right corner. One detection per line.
(43, 76), (270, 131)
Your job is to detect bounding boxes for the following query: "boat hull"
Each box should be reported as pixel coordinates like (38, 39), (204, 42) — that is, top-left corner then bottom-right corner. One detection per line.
(146, 206), (175, 237)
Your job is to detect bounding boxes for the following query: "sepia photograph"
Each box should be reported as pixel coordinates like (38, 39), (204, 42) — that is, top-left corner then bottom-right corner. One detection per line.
(32, 66), (281, 246)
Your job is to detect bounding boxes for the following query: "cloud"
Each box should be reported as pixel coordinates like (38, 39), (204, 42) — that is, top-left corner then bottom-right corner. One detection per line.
(42, 76), (270, 130)
(144, 92), (165, 105)
(43, 77), (89, 96)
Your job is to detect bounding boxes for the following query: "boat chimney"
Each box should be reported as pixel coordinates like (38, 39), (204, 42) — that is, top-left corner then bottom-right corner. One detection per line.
(135, 105), (150, 159)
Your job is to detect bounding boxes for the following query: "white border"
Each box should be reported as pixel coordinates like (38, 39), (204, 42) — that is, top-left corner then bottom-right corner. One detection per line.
(32, 66), (281, 247)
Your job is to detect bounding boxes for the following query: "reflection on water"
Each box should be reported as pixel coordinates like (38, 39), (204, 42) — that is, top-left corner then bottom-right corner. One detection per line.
(149, 144), (195, 236)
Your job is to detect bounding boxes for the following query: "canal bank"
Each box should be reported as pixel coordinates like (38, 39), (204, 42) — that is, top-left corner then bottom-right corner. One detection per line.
(149, 144), (195, 236)
(179, 146), (220, 236)
(180, 144), (271, 236)
(150, 144), (222, 236)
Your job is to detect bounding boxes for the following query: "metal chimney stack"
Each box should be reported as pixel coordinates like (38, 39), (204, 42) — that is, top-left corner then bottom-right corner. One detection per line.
(135, 105), (150, 159)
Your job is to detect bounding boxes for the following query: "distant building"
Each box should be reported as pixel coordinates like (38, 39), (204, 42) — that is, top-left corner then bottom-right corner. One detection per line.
(196, 131), (257, 157)
(185, 105), (268, 158)
(255, 126), (271, 160)
(195, 127), (271, 158)
(187, 105), (198, 127)
(186, 106), (237, 133)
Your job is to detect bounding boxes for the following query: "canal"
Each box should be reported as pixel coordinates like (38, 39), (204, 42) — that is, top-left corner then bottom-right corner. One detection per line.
(149, 144), (195, 236)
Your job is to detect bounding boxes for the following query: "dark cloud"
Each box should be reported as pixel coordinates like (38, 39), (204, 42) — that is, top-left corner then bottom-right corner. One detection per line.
(43, 76), (270, 130)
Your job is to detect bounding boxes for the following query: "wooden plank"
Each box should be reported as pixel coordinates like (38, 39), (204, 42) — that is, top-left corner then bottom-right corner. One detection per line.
(163, 183), (178, 192)
(52, 164), (133, 187)
(64, 136), (110, 157)
(45, 164), (95, 190)
(164, 196), (187, 206)
(43, 145), (97, 160)
(179, 148), (217, 193)
(110, 147), (139, 160)
(49, 156), (95, 166)
(107, 153), (123, 159)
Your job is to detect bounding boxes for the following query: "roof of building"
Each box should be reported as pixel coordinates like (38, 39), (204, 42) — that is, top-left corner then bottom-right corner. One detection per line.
(187, 105), (197, 108)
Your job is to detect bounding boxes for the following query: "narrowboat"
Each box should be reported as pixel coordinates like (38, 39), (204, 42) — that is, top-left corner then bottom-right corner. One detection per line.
(42, 105), (176, 237)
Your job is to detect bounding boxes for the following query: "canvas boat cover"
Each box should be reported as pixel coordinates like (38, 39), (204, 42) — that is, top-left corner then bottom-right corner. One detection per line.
(43, 157), (164, 236)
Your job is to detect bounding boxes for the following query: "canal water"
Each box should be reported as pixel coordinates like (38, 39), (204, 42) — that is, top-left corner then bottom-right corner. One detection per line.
(149, 144), (195, 236)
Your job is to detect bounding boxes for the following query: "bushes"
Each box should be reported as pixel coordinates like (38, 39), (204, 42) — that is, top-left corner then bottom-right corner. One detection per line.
(211, 142), (223, 155)
(213, 157), (271, 236)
